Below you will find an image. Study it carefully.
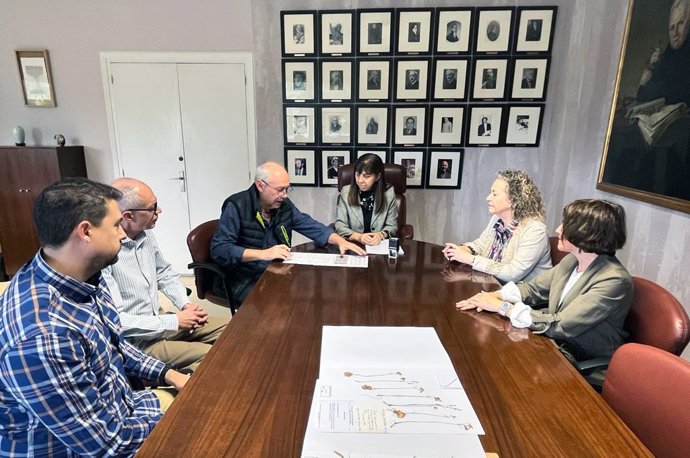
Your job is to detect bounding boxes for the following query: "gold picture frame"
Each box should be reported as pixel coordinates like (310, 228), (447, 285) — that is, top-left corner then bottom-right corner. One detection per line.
(597, 0), (690, 213)
(15, 50), (56, 107)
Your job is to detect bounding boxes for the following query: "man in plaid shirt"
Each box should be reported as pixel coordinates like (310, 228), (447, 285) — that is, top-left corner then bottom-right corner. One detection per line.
(0, 178), (190, 457)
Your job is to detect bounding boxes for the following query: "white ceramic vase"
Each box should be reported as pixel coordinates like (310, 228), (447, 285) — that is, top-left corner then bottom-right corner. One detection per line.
(13, 126), (26, 146)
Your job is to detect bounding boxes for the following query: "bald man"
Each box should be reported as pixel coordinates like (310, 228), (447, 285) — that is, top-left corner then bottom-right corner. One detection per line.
(102, 178), (229, 373)
(211, 162), (365, 309)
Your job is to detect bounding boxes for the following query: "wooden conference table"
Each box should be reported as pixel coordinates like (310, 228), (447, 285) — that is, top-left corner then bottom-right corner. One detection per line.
(138, 241), (649, 457)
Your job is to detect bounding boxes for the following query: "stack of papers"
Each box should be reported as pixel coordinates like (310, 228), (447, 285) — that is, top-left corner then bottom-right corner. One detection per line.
(284, 252), (369, 268)
(302, 326), (486, 458)
(365, 239), (405, 256)
(626, 97), (688, 146)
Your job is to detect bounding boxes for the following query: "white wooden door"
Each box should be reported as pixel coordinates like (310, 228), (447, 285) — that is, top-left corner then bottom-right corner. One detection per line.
(105, 57), (254, 273)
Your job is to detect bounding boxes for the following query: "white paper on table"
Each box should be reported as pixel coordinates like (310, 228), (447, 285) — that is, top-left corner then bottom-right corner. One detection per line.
(365, 240), (405, 256)
(320, 327), (454, 374)
(314, 373), (484, 434)
(284, 252), (369, 268)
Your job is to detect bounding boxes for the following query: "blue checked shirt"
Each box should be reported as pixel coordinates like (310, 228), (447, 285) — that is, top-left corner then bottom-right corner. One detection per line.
(0, 252), (167, 457)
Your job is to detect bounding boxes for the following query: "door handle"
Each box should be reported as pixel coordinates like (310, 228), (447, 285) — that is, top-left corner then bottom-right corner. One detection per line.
(170, 171), (186, 192)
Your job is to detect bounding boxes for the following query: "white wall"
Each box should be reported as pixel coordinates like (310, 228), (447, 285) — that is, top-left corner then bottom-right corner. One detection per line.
(2, 0), (689, 358)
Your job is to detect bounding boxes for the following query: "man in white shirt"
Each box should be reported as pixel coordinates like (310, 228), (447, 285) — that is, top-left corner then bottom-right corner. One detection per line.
(103, 178), (229, 373)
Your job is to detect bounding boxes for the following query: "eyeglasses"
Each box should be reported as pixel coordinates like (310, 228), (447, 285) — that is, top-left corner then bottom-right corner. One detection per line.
(261, 180), (293, 195)
(126, 201), (158, 213)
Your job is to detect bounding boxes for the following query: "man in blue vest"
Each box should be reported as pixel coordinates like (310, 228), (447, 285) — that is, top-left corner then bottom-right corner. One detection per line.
(211, 162), (365, 308)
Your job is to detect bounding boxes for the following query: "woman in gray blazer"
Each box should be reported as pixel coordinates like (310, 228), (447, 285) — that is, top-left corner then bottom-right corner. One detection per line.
(335, 154), (398, 246)
(457, 199), (633, 361)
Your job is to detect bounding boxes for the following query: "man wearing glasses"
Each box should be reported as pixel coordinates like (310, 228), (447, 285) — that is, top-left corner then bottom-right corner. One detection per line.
(103, 178), (229, 374)
(211, 162), (365, 309)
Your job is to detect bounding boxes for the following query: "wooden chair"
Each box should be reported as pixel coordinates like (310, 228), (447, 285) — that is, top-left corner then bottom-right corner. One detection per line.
(186, 219), (236, 315)
(603, 343), (690, 457)
(337, 163), (414, 239)
(577, 276), (690, 389)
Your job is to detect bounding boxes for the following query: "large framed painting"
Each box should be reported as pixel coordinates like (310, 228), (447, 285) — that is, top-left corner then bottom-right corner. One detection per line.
(597, 0), (690, 213)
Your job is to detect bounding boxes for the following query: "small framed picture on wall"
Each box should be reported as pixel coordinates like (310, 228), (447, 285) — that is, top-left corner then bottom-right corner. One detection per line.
(319, 10), (355, 56)
(435, 8), (473, 54)
(432, 58), (469, 101)
(396, 9), (433, 54)
(285, 147), (317, 186)
(514, 6), (557, 54)
(284, 105), (317, 144)
(321, 106), (352, 144)
(503, 105), (544, 146)
(394, 106), (426, 145)
(427, 150), (464, 189)
(356, 149), (388, 164)
(358, 9), (394, 55)
(321, 60), (353, 101)
(430, 107), (464, 146)
(395, 59), (430, 101)
(357, 59), (391, 101)
(357, 106), (389, 145)
(510, 58), (550, 101)
(320, 149), (352, 186)
(474, 7), (514, 54)
(466, 105), (503, 146)
(471, 58), (509, 101)
(393, 149), (425, 188)
(281, 11), (317, 56)
(283, 60), (316, 102)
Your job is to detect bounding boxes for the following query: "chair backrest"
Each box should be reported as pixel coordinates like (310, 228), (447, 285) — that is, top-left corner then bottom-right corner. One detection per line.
(337, 163), (408, 231)
(625, 276), (690, 355)
(548, 235), (567, 266)
(603, 343), (690, 458)
(186, 219), (220, 300)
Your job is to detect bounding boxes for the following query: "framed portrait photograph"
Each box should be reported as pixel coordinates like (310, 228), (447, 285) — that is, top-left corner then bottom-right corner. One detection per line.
(356, 106), (389, 145)
(394, 106), (427, 145)
(285, 148), (317, 186)
(356, 149), (388, 164)
(435, 8), (474, 54)
(515, 6), (557, 54)
(281, 11), (316, 56)
(15, 50), (56, 107)
(357, 59), (391, 101)
(598, 0), (690, 213)
(321, 60), (353, 101)
(358, 9), (394, 55)
(430, 107), (464, 146)
(284, 105), (317, 144)
(510, 58), (550, 101)
(320, 149), (352, 186)
(427, 150), (464, 189)
(471, 58), (509, 101)
(432, 58), (469, 101)
(466, 105), (504, 146)
(504, 105), (544, 146)
(283, 60), (316, 102)
(395, 59), (430, 101)
(321, 106), (352, 144)
(474, 7), (514, 54)
(396, 9), (433, 54)
(393, 149), (425, 188)
(319, 10), (354, 56)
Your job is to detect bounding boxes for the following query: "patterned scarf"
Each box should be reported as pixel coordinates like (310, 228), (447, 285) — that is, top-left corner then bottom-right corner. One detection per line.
(359, 191), (374, 211)
(487, 219), (516, 261)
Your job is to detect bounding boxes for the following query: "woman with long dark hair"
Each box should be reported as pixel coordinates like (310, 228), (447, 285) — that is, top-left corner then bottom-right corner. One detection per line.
(335, 154), (398, 246)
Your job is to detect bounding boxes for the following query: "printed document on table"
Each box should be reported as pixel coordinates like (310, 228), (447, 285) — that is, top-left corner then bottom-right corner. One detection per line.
(284, 252), (369, 268)
(365, 239), (405, 256)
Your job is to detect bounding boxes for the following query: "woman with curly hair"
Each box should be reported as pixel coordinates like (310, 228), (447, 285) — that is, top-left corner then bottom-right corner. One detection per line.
(457, 199), (632, 362)
(443, 170), (551, 282)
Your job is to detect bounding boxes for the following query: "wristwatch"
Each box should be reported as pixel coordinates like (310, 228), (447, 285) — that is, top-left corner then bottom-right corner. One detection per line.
(498, 302), (511, 316)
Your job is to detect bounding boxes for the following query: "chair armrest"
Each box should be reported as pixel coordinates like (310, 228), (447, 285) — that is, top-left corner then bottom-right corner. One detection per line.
(574, 357), (611, 372)
(188, 261), (226, 277)
(399, 224), (414, 240)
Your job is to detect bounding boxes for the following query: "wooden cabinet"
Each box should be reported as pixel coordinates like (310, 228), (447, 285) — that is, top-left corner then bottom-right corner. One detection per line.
(0, 146), (86, 276)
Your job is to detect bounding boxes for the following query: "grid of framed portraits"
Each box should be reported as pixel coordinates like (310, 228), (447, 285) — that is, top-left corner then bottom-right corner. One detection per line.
(281, 6), (556, 188)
